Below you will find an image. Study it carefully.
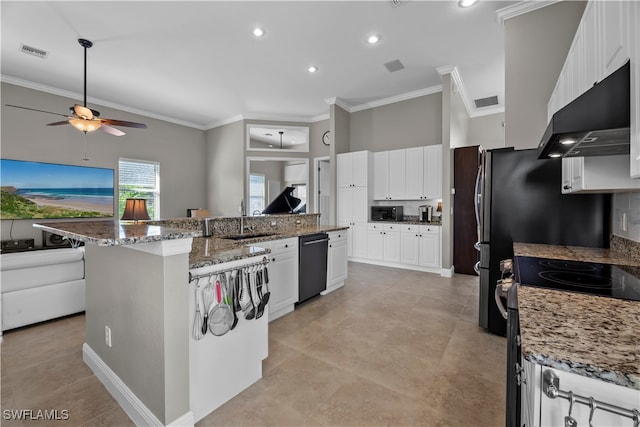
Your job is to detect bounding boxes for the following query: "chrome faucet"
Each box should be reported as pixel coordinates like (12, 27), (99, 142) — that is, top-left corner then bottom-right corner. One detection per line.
(239, 199), (246, 234)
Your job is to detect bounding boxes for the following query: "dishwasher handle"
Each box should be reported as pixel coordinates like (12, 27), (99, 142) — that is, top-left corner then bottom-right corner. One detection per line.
(302, 238), (329, 246)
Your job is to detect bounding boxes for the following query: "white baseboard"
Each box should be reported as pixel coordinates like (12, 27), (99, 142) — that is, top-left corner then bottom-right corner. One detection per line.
(440, 266), (455, 277)
(83, 343), (194, 427)
(321, 280), (344, 295)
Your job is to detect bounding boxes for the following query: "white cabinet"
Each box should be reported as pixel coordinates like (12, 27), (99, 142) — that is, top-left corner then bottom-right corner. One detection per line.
(562, 155), (640, 193)
(337, 151), (369, 188)
(262, 238), (298, 321)
(400, 225), (420, 265)
(418, 225), (440, 268)
(337, 186), (368, 223)
(342, 221), (368, 259)
(373, 150), (405, 200)
(631, 0), (640, 177)
(325, 231), (347, 294)
(374, 146), (442, 201)
(366, 223), (400, 263)
(520, 358), (541, 427)
(366, 224), (384, 261)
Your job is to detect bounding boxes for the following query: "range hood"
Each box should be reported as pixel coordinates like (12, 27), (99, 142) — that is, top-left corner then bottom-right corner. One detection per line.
(537, 61), (630, 159)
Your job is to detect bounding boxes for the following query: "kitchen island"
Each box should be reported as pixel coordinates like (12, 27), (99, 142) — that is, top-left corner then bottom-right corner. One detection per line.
(513, 242), (640, 426)
(34, 216), (347, 426)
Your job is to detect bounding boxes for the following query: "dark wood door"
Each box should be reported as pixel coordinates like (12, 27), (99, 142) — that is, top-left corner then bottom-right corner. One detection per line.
(453, 146), (480, 275)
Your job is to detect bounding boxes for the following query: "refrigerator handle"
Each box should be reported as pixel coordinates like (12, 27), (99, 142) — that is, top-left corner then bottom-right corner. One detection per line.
(473, 261), (480, 275)
(473, 156), (483, 251)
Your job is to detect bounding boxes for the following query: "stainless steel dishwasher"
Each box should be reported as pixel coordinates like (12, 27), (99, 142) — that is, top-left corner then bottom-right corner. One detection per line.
(298, 233), (329, 304)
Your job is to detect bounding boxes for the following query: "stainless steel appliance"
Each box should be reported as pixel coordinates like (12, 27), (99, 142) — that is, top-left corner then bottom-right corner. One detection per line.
(502, 256), (640, 427)
(298, 233), (329, 304)
(371, 206), (403, 222)
(474, 147), (610, 337)
(419, 205), (432, 222)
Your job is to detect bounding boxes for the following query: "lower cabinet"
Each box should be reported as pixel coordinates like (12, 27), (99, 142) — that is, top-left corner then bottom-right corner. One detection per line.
(325, 231), (348, 293)
(367, 223), (400, 262)
(366, 223), (441, 271)
(261, 238), (298, 321)
(341, 221), (367, 259)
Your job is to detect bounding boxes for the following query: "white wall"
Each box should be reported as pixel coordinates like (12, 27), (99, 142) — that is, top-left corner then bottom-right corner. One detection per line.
(466, 113), (505, 150)
(1, 83), (207, 244)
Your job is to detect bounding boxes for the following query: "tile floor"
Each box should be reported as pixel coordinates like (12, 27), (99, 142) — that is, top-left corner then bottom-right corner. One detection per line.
(1, 262), (506, 426)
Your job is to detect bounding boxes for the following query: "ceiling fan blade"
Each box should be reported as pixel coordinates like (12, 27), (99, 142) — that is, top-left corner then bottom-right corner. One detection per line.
(46, 120), (71, 126)
(100, 118), (147, 129)
(100, 124), (126, 136)
(5, 104), (68, 117)
(73, 104), (94, 120)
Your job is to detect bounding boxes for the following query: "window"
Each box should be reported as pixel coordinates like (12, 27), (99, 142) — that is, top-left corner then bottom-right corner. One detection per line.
(249, 174), (265, 215)
(118, 159), (160, 220)
(292, 184), (307, 212)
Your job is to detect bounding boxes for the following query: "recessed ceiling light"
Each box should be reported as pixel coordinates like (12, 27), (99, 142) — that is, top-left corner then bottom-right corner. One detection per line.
(549, 153), (562, 158)
(252, 27), (265, 37)
(458, 0), (479, 7)
(307, 65), (318, 73)
(367, 34), (380, 44)
(560, 138), (577, 145)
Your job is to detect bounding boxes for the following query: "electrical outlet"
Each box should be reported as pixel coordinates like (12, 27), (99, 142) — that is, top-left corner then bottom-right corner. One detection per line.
(270, 221), (277, 227)
(296, 219), (301, 224)
(105, 325), (112, 347)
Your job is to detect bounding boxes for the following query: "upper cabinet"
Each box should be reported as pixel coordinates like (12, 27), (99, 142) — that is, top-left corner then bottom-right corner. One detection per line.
(548, 0), (640, 181)
(373, 145), (442, 201)
(337, 151), (370, 188)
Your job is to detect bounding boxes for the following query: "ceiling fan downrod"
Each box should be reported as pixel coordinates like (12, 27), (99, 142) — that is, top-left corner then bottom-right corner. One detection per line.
(78, 38), (93, 108)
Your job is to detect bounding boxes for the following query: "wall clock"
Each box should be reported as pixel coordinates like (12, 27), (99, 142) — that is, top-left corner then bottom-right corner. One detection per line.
(322, 131), (330, 146)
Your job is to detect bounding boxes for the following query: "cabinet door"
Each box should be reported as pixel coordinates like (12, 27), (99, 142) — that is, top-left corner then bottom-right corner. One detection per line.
(337, 153), (351, 188)
(367, 230), (384, 260)
(337, 187), (353, 223)
(387, 149), (406, 200)
(328, 237), (347, 285)
(570, 157), (585, 192)
(268, 250), (298, 315)
(601, 0), (628, 79)
(373, 151), (389, 200)
(561, 158), (573, 193)
(383, 231), (401, 263)
(351, 151), (369, 187)
(419, 233), (440, 268)
(405, 147), (424, 200)
(340, 222), (353, 257)
(351, 187), (369, 223)
(583, 2), (601, 90)
(423, 145), (442, 199)
(400, 231), (420, 265)
(351, 223), (368, 259)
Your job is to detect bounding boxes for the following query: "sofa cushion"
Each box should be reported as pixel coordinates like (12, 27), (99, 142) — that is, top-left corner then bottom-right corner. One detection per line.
(1, 247), (84, 271)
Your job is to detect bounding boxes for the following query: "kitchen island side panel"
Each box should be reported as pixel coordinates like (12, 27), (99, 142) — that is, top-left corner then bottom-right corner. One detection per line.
(84, 244), (190, 425)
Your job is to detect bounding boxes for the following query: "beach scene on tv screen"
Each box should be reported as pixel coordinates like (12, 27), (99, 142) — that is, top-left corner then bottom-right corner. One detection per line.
(1, 159), (114, 219)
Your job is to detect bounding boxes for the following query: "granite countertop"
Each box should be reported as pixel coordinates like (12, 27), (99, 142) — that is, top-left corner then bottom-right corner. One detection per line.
(518, 285), (640, 390)
(34, 221), (201, 246)
(514, 242), (640, 267)
(189, 225), (348, 269)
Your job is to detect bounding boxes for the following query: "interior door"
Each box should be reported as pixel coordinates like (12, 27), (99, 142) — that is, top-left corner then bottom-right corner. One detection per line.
(318, 159), (330, 226)
(453, 146), (480, 275)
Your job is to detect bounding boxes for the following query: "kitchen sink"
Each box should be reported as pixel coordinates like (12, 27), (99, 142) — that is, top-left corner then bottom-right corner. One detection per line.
(222, 232), (278, 241)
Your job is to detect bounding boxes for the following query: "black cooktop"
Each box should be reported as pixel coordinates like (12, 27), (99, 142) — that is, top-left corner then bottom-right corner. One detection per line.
(514, 256), (640, 302)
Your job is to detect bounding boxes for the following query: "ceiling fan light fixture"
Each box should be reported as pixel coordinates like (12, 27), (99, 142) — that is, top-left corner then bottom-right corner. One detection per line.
(70, 118), (101, 133)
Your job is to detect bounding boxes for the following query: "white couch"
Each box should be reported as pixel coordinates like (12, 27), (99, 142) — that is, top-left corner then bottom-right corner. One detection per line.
(1, 247), (85, 331)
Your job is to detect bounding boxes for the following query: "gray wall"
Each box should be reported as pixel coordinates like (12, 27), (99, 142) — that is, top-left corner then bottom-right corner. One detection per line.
(1, 83), (206, 243)
(349, 93), (442, 152)
(467, 113), (505, 150)
(505, 1), (586, 149)
(85, 244), (190, 424)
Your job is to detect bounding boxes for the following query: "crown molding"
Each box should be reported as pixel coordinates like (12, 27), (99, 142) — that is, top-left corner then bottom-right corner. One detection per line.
(324, 96), (352, 112)
(436, 64), (475, 118)
(1, 74), (206, 130)
(310, 113), (330, 122)
(495, 1), (561, 25)
(349, 85), (442, 113)
(204, 114), (244, 130)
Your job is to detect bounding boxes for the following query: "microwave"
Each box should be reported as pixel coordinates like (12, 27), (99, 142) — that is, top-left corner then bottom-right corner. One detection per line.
(371, 206), (404, 221)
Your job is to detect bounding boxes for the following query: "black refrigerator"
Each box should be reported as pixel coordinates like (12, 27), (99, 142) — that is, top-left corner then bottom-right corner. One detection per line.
(476, 148), (610, 336)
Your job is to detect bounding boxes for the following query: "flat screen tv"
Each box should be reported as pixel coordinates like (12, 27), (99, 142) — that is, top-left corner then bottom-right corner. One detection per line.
(1, 159), (114, 219)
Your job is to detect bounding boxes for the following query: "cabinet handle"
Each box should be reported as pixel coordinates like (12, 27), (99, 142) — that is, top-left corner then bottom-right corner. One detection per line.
(563, 185), (572, 190)
(415, 234), (418, 237)
(329, 244), (332, 248)
(272, 258), (276, 262)
(338, 234), (341, 238)
(285, 244), (288, 248)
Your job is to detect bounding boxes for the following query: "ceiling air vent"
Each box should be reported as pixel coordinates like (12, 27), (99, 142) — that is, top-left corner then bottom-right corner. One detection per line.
(384, 59), (405, 73)
(474, 96), (499, 108)
(20, 44), (48, 59)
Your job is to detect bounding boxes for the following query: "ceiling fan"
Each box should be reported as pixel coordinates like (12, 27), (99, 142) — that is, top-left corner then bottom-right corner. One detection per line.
(6, 38), (147, 137)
